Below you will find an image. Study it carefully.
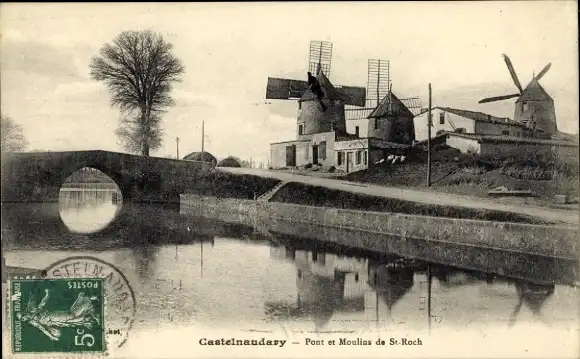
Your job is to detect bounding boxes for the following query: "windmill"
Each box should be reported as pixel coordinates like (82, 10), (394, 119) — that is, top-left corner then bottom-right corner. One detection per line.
(265, 41), (366, 137)
(478, 53), (557, 137)
(345, 59), (423, 120)
(265, 40), (367, 108)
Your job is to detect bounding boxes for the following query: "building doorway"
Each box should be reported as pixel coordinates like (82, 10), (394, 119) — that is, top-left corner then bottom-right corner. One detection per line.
(346, 152), (353, 172)
(312, 144), (319, 165)
(286, 145), (296, 167)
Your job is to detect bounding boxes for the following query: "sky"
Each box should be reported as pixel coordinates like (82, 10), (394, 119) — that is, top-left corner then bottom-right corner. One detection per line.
(1, 2), (578, 165)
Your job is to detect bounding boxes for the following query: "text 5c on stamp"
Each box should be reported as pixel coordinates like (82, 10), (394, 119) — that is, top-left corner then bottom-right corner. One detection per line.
(11, 278), (105, 353)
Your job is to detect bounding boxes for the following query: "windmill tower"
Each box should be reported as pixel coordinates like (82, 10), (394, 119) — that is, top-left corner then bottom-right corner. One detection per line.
(366, 59), (423, 116)
(265, 41), (366, 137)
(345, 60), (423, 119)
(345, 59), (422, 144)
(479, 54), (557, 138)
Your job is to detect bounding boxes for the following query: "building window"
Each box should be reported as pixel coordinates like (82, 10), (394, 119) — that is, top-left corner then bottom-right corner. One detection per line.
(502, 130), (509, 135)
(375, 118), (380, 129)
(363, 151), (367, 165)
(356, 150), (362, 164)
(337, 151), (343, 166)
(297, 269), (302, 279)
(439, 112), (445, 125)
(298, 124), (304, 135)
(522, 102), (528, 111)
(319, 141), (326, 160)
(355, 126), (360, 137)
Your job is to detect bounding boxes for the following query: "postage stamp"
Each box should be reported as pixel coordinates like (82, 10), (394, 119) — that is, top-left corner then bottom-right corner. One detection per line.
(6, 256), (136, 355)
(11, 278), (105, 353)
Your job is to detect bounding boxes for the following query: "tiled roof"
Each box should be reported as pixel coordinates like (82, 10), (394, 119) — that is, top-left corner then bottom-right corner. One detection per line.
(443, 131), (578, 146)
(516, 78), (553, 103)
(367, 92), (414, 119)
(415, 106), (526, 127)
(345, 107), (375, 120)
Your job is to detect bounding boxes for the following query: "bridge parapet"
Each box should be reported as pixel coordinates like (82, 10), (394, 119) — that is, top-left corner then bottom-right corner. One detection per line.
(1, 150), (213, 203)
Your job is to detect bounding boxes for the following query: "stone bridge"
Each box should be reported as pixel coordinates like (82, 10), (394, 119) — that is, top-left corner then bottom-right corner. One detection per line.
(0, 150), (213, 203)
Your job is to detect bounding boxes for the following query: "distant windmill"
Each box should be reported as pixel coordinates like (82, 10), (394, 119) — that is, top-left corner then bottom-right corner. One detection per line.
(478, 54), (557, 137)
(265, 40), (367, 108)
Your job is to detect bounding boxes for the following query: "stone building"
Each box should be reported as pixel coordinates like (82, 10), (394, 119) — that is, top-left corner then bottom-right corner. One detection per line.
(413, 106), (578, 159)
(413, 107), (532, 142)
(513, 78), (558, 139)
(270, 69), (415, 173)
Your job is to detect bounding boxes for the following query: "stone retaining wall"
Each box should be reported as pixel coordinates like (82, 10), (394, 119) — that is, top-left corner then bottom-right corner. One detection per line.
(180, 194), (579, 260)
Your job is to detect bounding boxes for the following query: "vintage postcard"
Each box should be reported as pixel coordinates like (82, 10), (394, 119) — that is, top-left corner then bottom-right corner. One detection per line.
(1, 2), (578, 358)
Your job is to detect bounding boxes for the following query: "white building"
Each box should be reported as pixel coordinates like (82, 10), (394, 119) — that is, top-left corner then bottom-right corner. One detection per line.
(412, 106), (578, 159)
(413, 107), (532, 142)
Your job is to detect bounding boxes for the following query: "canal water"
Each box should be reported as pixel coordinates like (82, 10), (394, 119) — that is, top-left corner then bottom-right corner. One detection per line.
(2, 184), (579, 358)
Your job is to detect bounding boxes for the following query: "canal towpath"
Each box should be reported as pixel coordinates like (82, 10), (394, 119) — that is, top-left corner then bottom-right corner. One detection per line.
(215, 167), (579, 225)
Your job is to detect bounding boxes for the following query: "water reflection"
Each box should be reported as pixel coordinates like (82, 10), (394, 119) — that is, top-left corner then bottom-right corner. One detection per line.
(266, 246), (367, 330)
(1, 195), (578, 338)
(58, 189), (122, 233)
(509, 282), (555, 326)
(263, 237), (572, 332)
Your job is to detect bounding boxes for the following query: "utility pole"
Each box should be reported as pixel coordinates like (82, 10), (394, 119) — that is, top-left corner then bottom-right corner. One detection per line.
(427, 264), (432, 334)
(201, 120), (205, 169)
(201, 120), (205, 154)
(175, 137), (180, 159)
(427, 83), (432, 187)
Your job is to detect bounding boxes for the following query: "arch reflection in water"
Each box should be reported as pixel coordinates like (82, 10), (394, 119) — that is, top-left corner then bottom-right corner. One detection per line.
(58, 167), (123, 234)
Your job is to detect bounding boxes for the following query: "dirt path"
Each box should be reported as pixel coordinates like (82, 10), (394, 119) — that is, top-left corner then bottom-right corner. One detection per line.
(216, 167), (579, 225)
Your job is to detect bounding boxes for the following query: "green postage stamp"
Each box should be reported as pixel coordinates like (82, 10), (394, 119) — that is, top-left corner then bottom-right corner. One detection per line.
(10, 278), (105, 353)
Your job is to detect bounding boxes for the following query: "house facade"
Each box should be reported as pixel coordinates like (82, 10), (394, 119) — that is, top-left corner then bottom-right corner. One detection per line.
(443, 132), (578, 161)
(413, 107), (532, 142)
(270, 71), (415, 173)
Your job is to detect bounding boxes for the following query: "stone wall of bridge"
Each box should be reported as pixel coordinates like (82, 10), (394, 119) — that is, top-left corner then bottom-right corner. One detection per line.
(1, 151), (211, 203)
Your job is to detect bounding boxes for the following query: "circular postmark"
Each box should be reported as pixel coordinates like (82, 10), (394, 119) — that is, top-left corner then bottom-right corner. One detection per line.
(44, 256), (137, 351)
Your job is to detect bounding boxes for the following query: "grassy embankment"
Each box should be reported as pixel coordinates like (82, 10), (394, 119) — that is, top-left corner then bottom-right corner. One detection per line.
(185, 171), (280, 199)
(185, 169), (551, 224)
(345, 145), (579, 204)
(268, 182), (549, 224)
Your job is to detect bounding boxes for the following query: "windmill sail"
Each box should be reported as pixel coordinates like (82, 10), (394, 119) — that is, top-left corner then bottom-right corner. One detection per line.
(502, 53), (524, 94)
(534, 63), (552, 81)
(335, 86), (366, 107)
(265, 40), (365, 106)
(478, 93), (521, 104)
(265, 78), (310, 100)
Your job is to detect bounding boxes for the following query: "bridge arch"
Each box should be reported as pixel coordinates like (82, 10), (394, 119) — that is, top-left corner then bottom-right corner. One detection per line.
(1, 150), (210, 203)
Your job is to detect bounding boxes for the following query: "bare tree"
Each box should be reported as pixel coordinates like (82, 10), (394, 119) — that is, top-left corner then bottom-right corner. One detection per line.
(90, 30), (185, 156)
(1, 114), (28, 152)
(115, 113), (163, 155)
